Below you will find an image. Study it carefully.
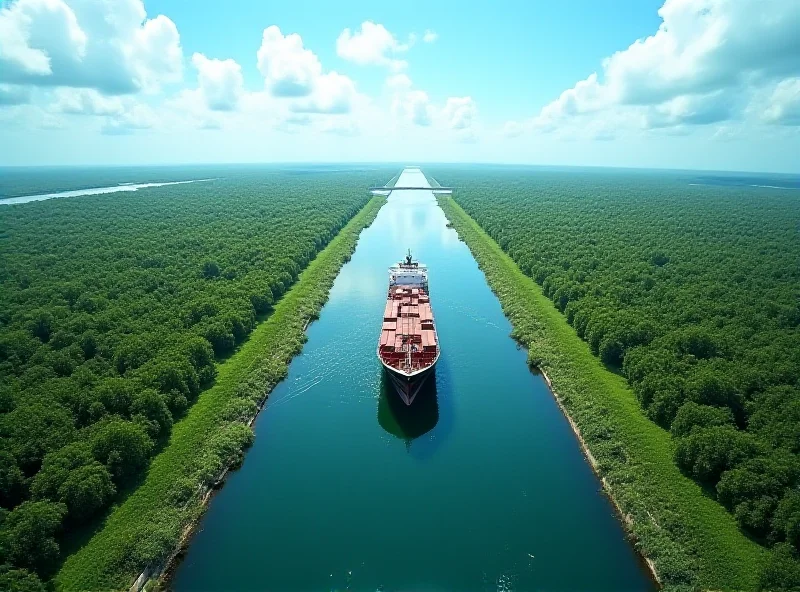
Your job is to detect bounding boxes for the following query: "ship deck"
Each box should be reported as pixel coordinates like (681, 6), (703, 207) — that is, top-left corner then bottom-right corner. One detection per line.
(378, 285), (438, 374)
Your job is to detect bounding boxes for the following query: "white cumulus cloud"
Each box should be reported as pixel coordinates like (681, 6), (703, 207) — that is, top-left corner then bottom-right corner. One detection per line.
(443, 96), (477, 130)
(51, 87), (157, 134)
(336, 21), (409, 70)
(130, 14), (183, 92)
(402, 90), (434, 126)
(388, 74), (432, 127)
(192, 52), (243, 111)
(0, 0), (86, 77)
(257, 25), (321, 97)
(762, 78), (800, 126)
(290, 71), (356, 114)
(101, 103), (156, 134)
(54, 87), (124, 115)
(387, 75), (478, 135)
(603, 0), (800, 106)
(645, 91), (735, 128)
(522, 0), (800, 135)
(423, 30), (438, 43)
(258, 25), (357, 114)
(386, 73), (433, 126)
(0, 0), (182, 94)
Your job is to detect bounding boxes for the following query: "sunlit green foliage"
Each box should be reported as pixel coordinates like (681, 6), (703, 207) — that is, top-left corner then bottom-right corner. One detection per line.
(1, 500), (66, 576)
(0, 168), (390, 586)
(0, 566), (47, 592)
(30, 442), (115, 524)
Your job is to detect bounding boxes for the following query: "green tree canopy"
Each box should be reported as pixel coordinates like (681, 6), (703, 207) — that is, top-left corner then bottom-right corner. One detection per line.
(89, 420), (153, 484)
(2, 501), (66, 576)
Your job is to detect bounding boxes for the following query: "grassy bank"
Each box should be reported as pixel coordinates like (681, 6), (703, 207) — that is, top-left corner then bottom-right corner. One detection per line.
(385, 170), (402, 188)
(55, 196), (386, 592)
(437, 196), (767, 591)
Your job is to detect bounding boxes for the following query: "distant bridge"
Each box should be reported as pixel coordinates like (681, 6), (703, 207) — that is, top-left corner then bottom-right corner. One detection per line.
(368, 186), (453, 192)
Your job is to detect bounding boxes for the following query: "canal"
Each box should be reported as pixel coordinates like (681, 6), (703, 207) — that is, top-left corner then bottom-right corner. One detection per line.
(171, 168), (655, 591)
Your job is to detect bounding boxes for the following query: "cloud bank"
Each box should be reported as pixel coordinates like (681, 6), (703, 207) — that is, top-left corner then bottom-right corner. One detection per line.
(506, 0), (800, 138)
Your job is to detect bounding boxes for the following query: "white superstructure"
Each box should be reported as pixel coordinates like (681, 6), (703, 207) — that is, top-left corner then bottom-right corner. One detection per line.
(388, 250), (428, 289)
(389, 263), (428, 288)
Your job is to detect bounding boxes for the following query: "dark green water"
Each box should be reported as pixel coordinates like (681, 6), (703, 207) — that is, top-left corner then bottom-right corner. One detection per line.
(171, 169), (655, 592)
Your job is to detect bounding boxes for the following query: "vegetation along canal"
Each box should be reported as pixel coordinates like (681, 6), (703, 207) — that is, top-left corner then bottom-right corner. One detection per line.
(170, 168), (656, 591)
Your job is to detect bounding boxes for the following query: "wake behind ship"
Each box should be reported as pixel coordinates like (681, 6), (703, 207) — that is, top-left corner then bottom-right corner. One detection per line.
(377, 251), (440, 405)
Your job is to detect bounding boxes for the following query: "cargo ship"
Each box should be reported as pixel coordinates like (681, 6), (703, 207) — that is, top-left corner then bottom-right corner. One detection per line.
(377, 251), (440, 405)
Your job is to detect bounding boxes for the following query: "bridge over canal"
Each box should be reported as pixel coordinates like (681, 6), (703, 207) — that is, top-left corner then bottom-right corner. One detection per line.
(369, 186), (453, 194)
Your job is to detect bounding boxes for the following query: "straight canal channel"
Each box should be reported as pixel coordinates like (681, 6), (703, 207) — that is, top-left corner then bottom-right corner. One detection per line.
(171, 168), (656, 591)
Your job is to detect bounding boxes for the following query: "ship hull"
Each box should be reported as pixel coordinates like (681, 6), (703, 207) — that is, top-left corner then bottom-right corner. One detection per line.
(381, 359), (437, 406)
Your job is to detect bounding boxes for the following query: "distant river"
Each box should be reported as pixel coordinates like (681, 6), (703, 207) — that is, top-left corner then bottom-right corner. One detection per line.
(0, 179), (215, 205)
(171, 168), (655, 591)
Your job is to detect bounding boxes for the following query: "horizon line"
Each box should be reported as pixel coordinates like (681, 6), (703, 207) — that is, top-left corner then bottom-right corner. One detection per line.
(0, 161), (797, 177)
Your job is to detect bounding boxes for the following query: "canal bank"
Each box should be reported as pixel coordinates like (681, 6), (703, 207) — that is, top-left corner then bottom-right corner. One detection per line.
(55, 196), (387, 592)
(169, 168), (655, 591)
(435, 195), (767, 590)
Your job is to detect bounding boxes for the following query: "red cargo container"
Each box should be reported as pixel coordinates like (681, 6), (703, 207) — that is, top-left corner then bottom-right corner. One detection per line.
(422, 330), (436, 351)
(383, 301), (395, 321)
(419, 304), (432, 322)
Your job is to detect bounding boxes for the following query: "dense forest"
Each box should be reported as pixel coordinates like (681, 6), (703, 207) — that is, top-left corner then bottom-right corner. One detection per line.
(0, 169), (387, 590)
(0, 164), (393, 200)
(433, 167), (800, 588)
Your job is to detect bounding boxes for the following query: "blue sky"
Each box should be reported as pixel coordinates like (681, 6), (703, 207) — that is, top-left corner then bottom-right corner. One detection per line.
(0, 0), (798, 172)
(151, 0), (663, 123)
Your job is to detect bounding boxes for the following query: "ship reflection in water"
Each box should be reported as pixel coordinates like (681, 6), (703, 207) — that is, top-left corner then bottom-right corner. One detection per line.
(377, 372), (439, 444)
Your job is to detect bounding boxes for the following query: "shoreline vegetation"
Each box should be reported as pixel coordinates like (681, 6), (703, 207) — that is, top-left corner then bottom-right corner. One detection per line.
(437, 195), (766, 591)
(54, 195), (386, 592)
(384, 170), (402, 188)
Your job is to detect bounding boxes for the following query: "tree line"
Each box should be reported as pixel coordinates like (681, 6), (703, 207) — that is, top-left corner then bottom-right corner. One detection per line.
(0, 169), (387, 590)
(435, 166), (800, 589)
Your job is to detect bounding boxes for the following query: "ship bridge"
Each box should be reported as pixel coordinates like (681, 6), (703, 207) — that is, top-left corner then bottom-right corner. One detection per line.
(389, 264), (428, 288)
